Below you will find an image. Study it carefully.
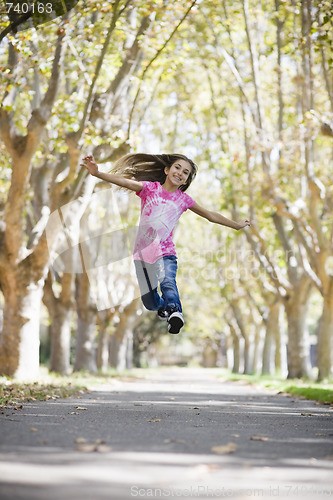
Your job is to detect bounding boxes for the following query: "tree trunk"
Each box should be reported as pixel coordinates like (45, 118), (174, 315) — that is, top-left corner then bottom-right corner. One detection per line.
(243, 335), (253, 375)
(252, 324), (262, 374)
(43, 271), (73, 375)
(74, 316), (97, 372)
(262, 301), (281, 375)
(109, 335), (121, 369)
(262, 321), (273, 375)
(49, 305), (72, 375)
(0, 29), (67, 378)
(97, 309), (116, 372)
(284, 277), (312, 378)
(317, 286), (333, 380)
(97, 323), (109, 372)
(109, 331), (134, 371)
(109, 299), (139, 370)
(273, 303), (284, 373)
(0, 273), (43, 379)
(229, 322), (240, 374)
(74, 272), (97, 372)
(125, 327), (134, 370)
(231, 301), (253, 374)
(202, 341), (218, 368)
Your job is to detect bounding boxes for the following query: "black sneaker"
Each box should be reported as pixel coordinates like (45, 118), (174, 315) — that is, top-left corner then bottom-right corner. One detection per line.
(157, 309), (169, 321)
(167, 312), (184, 334)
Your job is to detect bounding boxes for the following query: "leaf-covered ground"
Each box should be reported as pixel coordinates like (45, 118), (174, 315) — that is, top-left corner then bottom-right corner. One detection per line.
(0, 380), (88, 406)
(0, 367), (142, 406)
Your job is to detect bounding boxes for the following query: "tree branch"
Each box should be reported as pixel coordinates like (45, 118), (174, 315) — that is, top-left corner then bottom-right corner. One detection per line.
(26, 26), (67, 157)
(127, 0), (198, 139)
(77, 0), (125, 138)
(53, 1), (133, 200)
(245, 226), (290, 296)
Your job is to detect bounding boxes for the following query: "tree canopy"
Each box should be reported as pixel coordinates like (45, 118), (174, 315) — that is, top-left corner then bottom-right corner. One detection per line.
(0, 0), (332, 380)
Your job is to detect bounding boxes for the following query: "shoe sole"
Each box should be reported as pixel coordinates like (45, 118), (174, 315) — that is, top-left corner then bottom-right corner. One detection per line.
(168, 313), (184, 334)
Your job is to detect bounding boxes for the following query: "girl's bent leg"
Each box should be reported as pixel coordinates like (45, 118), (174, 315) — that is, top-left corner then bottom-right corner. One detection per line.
(160, 256), (182, 313)
(134, 260), (165, 311)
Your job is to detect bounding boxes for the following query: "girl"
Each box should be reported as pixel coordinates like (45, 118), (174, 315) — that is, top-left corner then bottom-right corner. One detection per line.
(81, 153), (250, 334)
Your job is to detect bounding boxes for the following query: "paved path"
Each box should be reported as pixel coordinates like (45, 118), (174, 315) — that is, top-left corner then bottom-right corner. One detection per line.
(0, 367), (332, 499)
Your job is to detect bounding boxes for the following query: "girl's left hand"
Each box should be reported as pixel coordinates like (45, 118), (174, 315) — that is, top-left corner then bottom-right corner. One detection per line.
(81, 155), (99, 176)
(238, 220), (251, 229)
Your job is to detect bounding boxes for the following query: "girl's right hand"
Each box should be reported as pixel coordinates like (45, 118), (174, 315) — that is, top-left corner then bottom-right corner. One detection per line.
(81, 155), (99, 176)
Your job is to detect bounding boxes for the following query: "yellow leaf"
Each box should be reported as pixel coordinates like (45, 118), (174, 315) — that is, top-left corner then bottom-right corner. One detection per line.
(76, 444), (96, 452)
(76, 442), (112, 453)
(211, 443), (237, 454)
(250, 436), (269, 441)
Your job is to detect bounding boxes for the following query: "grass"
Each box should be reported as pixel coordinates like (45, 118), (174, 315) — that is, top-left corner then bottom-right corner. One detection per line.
(281, 386), (333, 404)
(219, 370), (333, 405)
(0, 366), (145, 406)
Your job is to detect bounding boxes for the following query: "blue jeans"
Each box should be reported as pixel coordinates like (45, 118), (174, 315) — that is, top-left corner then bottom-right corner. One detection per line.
(134, 255), (182, 313)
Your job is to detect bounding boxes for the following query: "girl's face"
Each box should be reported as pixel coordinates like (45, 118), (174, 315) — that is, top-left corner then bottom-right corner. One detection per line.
(164, 160), (192, 189)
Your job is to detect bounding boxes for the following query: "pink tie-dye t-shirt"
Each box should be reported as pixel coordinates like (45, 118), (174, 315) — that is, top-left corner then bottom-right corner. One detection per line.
(133, 181), (196, 264)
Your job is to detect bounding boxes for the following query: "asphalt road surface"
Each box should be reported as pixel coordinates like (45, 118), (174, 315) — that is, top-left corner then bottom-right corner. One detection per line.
(0, 367), (332, 500)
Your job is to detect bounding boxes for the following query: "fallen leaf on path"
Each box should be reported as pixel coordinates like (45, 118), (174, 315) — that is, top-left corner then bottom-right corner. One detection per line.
(30, 427), (38, 432)
(69, 411), (79, 415)
(211, 443), (237, 454)
(76, 444), (97, 452)
(301, 413), (314, 416)
(74, 437), (87, 444)
(147, 418), (162, 422)
(14, 405), (23, 410)
(75, 406), (87, 410)
(250, 436), (269, 441)
(76, 440), (111, 453)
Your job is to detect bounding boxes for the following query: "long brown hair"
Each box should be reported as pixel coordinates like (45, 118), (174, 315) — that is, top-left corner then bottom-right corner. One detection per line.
(111, 153), (197, 192)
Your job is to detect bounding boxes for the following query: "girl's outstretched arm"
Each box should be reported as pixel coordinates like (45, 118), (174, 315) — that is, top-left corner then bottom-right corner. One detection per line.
(81, 155), (143, 192)
(189, 202), (251, 230)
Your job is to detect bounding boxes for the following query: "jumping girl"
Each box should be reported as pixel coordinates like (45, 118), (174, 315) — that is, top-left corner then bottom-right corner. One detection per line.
(81, 153), (250, 334)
